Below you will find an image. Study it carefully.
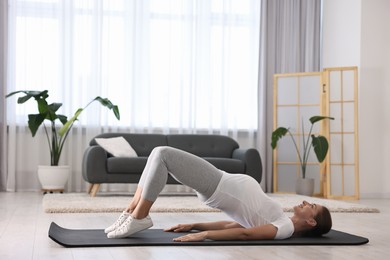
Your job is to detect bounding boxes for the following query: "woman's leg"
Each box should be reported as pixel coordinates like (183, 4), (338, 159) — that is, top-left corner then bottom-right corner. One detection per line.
(105, 148), (162, 234)
(108, 146), (223, 238)
(138, 146), (223, 201)
(123, 147), (163, 213)
(132, 146), (223, 217)
(125, 186), (142, 213)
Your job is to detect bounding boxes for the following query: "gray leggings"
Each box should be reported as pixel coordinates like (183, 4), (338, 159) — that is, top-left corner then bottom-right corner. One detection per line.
(138, 146), (223, 202)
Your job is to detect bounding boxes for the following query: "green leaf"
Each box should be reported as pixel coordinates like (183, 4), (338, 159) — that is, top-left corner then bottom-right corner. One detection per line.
(18, 95), (34, 104)
(311, 135), (329, 162)
(36, 99), (49, 114)
(6, 90), (48, 104)
(6, 90), (25, 98)
(28, 114), (47, 137)
(271, 127), (289, 149)
(46, 102), (63, 121)
(58, 108), (83, 137)
(47, 102), (62, 113)
(57, 114), (68, 125)
(112, 105), (120, 120)
(94, 96), (121, 120)
(309, 116), (334, 124)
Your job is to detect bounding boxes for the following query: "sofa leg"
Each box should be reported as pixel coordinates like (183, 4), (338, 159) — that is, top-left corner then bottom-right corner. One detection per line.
(89, 184), (100, 197)
(87, 183), (94, 194)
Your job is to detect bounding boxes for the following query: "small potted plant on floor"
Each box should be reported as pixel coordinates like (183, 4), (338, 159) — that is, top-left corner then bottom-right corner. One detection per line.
(271, 115), (334, 196)
(6, 90), (120, 192)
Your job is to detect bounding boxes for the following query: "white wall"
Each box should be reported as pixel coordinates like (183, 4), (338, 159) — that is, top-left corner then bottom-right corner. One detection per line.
(322, 0), (390, 198)
(360, 0), (390, 198)
(322, 0), (361, 67)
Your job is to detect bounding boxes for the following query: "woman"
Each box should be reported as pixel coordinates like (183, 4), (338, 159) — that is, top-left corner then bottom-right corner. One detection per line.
(105, 146), (332, 241)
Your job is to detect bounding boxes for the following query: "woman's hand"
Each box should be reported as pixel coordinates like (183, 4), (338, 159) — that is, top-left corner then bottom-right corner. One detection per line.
(164, 223), (194, 232)
(173, 231), (208, 242)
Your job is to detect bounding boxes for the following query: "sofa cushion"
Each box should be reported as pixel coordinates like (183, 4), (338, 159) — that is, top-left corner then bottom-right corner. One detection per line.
(107, 157), (244, 175)
(107, 157), (148, 173)
(167, 134), (239, 158)
(95, 136), (138, 157)
(91, 133), (167, 157)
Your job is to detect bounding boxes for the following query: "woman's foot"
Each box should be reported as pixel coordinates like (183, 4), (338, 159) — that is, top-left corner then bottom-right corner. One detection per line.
(107, 215), (153, 238)
(104, 211), (130, 234)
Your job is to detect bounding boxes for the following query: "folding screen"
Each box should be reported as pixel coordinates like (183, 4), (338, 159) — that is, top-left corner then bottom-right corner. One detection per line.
(272, 72), (324, 196)
(324, 67), (359, 200)
(273, 67), (359, 199)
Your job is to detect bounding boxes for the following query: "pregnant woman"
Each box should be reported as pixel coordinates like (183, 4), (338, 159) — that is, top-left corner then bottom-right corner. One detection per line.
(105, 146), (332, 241)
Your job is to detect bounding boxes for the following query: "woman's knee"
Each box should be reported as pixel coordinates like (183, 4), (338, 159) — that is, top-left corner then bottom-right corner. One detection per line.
(152, 146), (176, 156)
(148, 146), (174, 161)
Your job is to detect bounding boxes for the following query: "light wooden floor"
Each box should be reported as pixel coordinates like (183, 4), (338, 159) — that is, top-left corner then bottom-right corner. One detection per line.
(0, 192), (389, 260)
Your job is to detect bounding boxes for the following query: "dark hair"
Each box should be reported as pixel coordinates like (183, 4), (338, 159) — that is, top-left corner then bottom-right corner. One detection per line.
(306, 206), (332, 237)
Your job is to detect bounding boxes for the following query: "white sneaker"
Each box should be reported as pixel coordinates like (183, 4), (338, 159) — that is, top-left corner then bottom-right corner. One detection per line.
(104, 211), (130, 234)
(107, 215), (153, 239)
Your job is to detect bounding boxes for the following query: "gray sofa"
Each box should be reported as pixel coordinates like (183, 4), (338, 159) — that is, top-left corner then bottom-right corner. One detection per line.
(82, 133), (262, 196)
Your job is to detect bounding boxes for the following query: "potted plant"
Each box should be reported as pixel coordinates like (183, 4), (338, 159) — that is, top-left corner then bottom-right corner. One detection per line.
(271, 115), (334, 196)
(6, 90), (120, 192)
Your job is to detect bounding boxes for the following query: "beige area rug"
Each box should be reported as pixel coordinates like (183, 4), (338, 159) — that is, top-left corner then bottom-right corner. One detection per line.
(42, 193), (380, 213)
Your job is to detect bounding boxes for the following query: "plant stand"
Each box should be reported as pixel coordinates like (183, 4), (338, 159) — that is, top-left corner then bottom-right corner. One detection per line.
(42, 188), (64, 195)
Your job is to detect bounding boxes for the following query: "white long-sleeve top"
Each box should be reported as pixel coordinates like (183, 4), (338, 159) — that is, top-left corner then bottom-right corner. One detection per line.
(200, 171), (294, 240)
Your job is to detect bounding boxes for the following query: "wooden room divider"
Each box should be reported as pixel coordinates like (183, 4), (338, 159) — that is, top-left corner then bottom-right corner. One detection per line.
(273, 67), (359, 200)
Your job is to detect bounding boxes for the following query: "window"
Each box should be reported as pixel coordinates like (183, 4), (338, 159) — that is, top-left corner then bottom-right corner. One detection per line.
(9, 0), (260, 130)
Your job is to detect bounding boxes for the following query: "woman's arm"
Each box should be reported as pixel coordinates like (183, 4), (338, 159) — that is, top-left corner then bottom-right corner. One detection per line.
(164, 221), (243, 232)
(172, 224), (278, 242)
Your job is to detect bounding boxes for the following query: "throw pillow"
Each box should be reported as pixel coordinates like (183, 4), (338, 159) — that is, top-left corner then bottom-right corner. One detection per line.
(95, 136), (138, 157)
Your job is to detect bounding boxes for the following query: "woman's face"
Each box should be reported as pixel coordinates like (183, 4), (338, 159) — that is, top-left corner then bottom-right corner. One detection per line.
(293, 200), (322, 220)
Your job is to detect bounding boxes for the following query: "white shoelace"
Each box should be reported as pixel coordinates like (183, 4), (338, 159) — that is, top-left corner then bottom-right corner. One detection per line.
(116, 215), (133, 233)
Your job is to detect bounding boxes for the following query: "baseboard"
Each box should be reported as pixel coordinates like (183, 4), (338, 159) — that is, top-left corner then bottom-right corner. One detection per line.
(360, 192), (390, 199)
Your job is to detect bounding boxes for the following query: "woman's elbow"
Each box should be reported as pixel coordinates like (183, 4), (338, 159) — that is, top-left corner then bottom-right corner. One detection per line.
(239, 230), (256, 240)
(240, 228), (276, 240)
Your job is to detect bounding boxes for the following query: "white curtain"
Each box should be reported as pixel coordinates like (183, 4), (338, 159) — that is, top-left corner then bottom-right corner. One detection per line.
(0, 0), (7, 191)
(5, 0), (261, 192)
(258, 0), (321, 191)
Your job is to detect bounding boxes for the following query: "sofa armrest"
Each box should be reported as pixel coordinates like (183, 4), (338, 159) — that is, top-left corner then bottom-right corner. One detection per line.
(232, 148), (262, 183)
(82, 145), (109, 183)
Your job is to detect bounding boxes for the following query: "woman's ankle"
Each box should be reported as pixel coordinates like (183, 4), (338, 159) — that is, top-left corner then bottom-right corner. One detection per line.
(131, 212), (148, 219)
(131, 198), (153, 219)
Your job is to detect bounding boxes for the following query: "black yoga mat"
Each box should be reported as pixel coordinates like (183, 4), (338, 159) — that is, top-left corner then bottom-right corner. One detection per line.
(48, 222), (369, 248)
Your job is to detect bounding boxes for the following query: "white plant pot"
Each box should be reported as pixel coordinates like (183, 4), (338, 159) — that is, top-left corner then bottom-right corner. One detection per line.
(37, 165), (70, 190)
(296, 178), (314, 196)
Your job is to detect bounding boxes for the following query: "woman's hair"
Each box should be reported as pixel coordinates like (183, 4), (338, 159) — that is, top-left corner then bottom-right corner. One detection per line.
(306, 206), (332, 237)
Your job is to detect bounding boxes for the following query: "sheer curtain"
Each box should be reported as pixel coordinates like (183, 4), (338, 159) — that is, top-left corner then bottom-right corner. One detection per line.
(258, 0), (321, 191)
(5, 0), (261, 192)
(0, 0), (7, 191)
